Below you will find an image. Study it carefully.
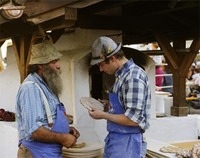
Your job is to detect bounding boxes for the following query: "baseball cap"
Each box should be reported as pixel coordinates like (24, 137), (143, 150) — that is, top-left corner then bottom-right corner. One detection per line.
(90, 36), (121, 65)
(29, 39), (62, 65)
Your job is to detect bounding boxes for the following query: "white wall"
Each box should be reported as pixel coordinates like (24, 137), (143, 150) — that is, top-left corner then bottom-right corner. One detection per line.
(0, 122), (18, 157)
(0, 46), (20, 112)
(146, 116), (198, 143)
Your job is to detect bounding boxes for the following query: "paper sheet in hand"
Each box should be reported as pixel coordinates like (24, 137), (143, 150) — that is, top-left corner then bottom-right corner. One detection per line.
(80, 97), (104, 111)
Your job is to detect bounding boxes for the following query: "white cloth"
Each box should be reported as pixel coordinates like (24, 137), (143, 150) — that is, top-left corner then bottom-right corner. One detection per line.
(192, 73), (200, 86)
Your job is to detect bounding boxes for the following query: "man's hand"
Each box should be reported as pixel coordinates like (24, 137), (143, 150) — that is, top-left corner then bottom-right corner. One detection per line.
(69, 126), (80, 139)
(61, 127), (80, 148)
(60, 133), (77, 148)
(98, 99), (111, 112)
(88, 107), (107, 119)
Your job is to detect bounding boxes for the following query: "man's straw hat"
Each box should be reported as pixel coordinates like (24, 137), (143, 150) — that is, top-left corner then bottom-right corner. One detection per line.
(29, 39), (62, 65)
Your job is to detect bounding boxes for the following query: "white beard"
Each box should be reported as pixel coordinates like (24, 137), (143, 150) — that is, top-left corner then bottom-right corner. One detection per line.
(42, 65), (63, 96)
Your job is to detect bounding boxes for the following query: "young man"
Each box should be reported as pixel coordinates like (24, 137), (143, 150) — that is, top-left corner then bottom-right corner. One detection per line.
(89, 36), (151, 158)
(16, 38), (80, 158)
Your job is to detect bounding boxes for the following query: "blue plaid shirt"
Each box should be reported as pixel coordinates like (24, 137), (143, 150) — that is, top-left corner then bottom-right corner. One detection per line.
(16, 73), (60, 142)
(112, 59), (151, 130)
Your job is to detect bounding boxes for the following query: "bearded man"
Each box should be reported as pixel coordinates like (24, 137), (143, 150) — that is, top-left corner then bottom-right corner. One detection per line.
(16, 39), (80, 158)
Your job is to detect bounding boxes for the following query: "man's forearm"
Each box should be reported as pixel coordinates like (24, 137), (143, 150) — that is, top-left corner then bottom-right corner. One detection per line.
(31, 126), (67, 144)
(31, 126), (77, 148)
(104, 113), (138, 127)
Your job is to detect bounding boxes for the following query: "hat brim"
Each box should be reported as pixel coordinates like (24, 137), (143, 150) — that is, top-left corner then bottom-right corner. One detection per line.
(90, 43), (121, 65)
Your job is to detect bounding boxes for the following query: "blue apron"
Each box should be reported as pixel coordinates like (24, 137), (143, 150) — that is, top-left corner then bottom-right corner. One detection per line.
(22, 103), (69, 158)
(104, 92), (142, 158)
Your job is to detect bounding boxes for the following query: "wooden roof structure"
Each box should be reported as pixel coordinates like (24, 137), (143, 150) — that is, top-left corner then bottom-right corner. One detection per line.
(0, 0), (200, 116)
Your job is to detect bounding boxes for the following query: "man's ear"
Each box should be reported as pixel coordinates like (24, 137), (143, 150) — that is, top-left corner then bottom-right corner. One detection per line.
(38, 64), (43, 70)
(36, 64), (43, 77)
(109, 55), (116, 62)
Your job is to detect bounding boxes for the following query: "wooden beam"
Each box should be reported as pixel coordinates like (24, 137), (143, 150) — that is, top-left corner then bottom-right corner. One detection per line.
(77, 14), (121, 30)
(141, 49), (191, 56)
(12, 37), (21, 76)
(12, 34), (32, 83)
(25, 36), (32, 68)
(40, 16), (76, 31)
(23, 0), (100, 17)
(65, 7), (77, 21)
(26, 3), (79, 25)
(154, 32), (179, 69)
(181, 37), (200, 76)
(24, 2), (74, 17)
(26, 7), (66, 24)
(190, 36), (200, 54)
(40, 7), (77, 31)
(20, 36), (26, 81)
(0, 19), (37, 40)
(67, 0), (103, 8)
(77, 0), (135, 15)
(137, 1), (199, 18)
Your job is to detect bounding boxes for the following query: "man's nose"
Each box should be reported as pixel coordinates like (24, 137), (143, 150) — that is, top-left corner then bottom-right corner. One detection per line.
(56, 62), (61, 69)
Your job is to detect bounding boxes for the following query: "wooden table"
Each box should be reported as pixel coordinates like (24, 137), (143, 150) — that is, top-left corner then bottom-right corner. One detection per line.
(186, 96), (200, 101)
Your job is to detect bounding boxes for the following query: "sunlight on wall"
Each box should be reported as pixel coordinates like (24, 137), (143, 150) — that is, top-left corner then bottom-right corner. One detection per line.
(0, 39), (12, 69)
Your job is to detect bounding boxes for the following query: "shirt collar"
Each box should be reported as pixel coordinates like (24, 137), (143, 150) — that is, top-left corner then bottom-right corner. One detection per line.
(115, 58), (134, 78)
(26, 72), (46, 86)
(32, 73), (44, 83)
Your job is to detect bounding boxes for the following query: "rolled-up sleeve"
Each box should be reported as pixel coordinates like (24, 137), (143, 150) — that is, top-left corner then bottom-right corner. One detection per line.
(123, 78), (148, 129)
(16, 84), (48, 140)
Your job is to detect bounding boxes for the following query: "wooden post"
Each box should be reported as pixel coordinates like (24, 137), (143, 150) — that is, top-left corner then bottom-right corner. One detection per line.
(12, 34), (32, 83)
(154, 33), (200, 116)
